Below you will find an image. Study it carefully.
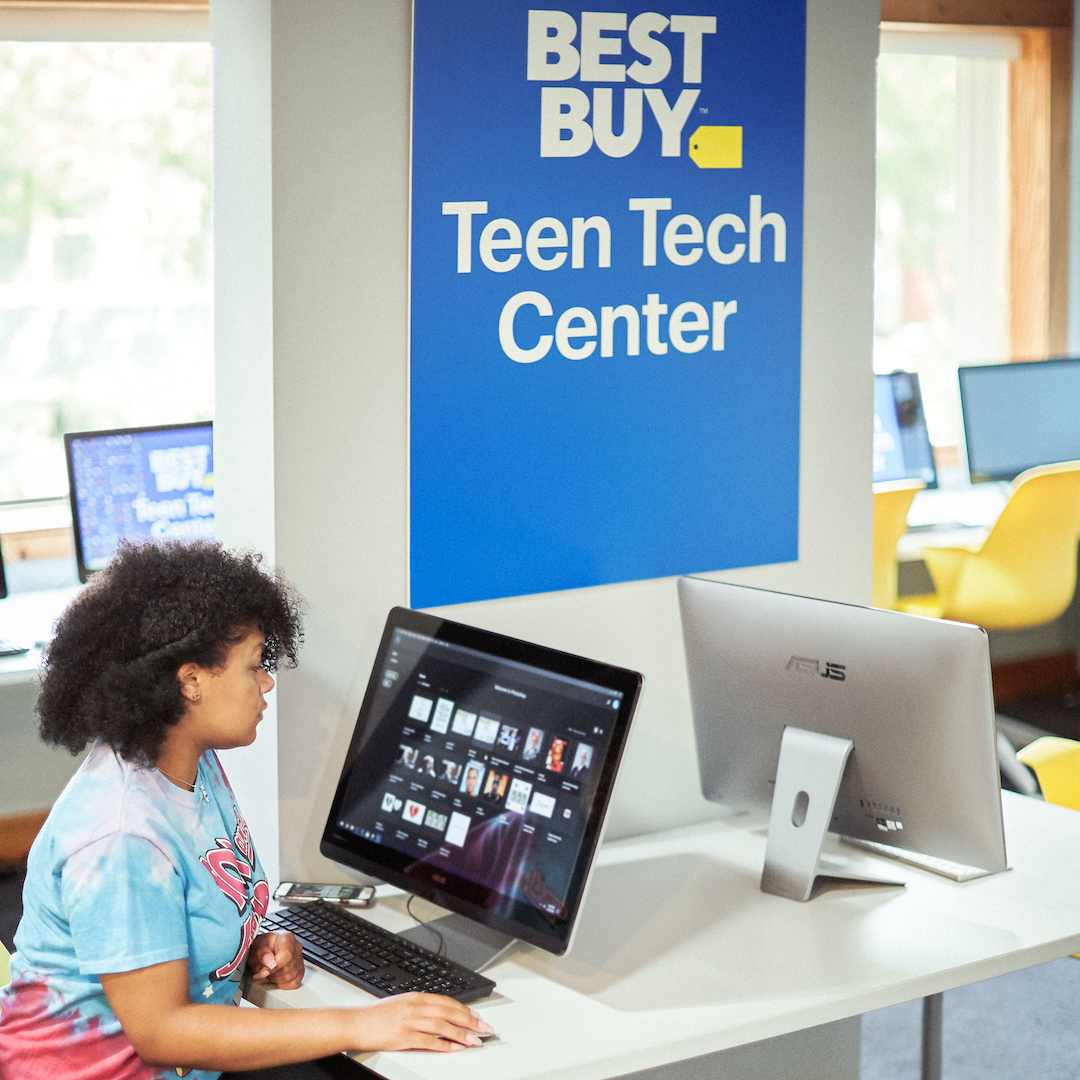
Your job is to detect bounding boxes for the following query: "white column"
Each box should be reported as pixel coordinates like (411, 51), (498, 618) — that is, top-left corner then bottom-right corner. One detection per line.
(211, 0), (279, 888)
(211, 0), (879, 884)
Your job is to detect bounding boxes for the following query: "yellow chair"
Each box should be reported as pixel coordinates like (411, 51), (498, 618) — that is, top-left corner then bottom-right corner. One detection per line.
(872, 479), (925, 609)
(1017, 737), (1080, 958)
(0, 940), (9, 988)
(903, 461), (1080, 629)
(1017, 737), (1080, 810)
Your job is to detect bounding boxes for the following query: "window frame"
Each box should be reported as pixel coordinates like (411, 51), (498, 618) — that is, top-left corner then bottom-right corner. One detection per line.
(881, 0), (1072, 359)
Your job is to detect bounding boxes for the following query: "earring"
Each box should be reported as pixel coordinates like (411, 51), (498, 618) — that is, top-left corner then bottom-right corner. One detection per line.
(192, 691), (201, 702)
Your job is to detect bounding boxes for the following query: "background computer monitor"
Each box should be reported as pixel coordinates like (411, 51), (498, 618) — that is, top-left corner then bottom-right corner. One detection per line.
(321, 607), (642, 961)
(65, 421), (213, 583)
(0, 533), (7, 600)
(678, 576), (1007, 877)
(873, 371), (937, 487)
(959, 357), (1080, 482)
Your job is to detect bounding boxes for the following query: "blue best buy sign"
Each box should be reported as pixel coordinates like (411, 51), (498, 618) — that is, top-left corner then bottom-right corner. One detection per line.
(410, 1), (806, 609)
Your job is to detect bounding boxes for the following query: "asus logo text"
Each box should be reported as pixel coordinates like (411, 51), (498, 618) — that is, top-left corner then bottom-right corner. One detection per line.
(785, 656), (846, 681)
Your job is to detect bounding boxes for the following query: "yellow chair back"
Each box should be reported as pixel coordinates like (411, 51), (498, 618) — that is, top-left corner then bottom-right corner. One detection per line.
(872, 479), (924, 609)
(1017, 736), (1080, 811)
(922, 460), (1080, 629)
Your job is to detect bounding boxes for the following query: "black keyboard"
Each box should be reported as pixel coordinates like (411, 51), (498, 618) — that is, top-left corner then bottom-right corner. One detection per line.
(261, 900), (496, 1003)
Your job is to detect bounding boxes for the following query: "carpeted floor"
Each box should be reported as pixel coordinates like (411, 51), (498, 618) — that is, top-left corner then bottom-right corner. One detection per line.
(862, 956), (1080, 1079)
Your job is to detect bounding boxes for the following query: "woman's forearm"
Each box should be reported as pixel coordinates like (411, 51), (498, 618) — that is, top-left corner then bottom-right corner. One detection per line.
(136, 1001), (358, 1071)
(101, 961), (487, 1070)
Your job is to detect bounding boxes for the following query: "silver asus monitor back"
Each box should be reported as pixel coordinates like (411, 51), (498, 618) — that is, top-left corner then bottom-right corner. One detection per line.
(679, 576), (1007, 874)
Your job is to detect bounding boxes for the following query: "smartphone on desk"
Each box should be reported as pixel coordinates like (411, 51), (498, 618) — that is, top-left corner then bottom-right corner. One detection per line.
(273, 882), (375, 907)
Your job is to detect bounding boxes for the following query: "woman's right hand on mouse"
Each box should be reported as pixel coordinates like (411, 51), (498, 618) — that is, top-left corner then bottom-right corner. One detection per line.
(350, 992), (492, 1052)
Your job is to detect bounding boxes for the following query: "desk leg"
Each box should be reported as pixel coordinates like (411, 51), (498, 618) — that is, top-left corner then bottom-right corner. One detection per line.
(921, 993), (943, 1080)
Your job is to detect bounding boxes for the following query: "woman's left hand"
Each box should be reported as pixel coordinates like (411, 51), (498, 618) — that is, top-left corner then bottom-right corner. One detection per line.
(247, 931), (305, 989)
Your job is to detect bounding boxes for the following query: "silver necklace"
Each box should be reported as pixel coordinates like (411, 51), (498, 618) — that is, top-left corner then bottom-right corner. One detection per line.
(158, 765), (210, 803)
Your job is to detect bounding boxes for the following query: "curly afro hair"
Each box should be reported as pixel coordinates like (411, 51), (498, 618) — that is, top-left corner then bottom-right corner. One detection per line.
(37, 540), (304, 763)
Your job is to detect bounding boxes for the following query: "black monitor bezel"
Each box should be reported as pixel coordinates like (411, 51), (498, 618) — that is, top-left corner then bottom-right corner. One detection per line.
(959, 357), (1080, 482)
(64, 420), (213, 583)
(320, 606), (642, 956)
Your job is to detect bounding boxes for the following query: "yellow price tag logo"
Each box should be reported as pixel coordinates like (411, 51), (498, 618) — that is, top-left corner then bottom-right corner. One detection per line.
(689, 126), (743, 169)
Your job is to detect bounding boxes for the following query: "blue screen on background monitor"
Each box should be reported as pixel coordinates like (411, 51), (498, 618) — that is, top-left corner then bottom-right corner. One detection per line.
(65, 421), (213, 582)
(959, 358), (1080, 482)
(873, 372), (937, 487)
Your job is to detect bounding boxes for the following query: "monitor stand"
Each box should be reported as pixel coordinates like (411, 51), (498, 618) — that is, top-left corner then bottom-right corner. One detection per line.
(399, 913), (520, 971)
(760, 726), (907, 902)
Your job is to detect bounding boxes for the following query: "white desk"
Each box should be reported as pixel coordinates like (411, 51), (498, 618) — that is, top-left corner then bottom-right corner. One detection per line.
(0, 585), (81, 687)
(249, 791), (1080, 1080)
(898, 526), (988, 562)
(906, 485), (1009, 533)
(0, 586), (85, 816)
(897, 484), (1010, 564)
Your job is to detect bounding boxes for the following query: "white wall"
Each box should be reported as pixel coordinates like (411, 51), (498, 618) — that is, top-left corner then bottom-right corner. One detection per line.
(212, 0), (879, 884)
(0, 678), (86, 815)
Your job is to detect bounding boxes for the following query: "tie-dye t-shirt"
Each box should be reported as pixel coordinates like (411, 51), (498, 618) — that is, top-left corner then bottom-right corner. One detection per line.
(0, 743), (268, 1080)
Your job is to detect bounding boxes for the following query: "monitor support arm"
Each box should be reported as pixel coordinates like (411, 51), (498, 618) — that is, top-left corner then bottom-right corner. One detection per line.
(761, 726), (906, 901)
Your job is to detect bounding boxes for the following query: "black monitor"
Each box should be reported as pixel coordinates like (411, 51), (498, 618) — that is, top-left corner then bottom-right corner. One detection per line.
(321, 607), (641, 962)
(959, 357), (1080, 482)
(873, 371), (937, 487)
(64, 421), (214, 583)
(0, 533), (7, 599)
(679, 577), (1007, 900)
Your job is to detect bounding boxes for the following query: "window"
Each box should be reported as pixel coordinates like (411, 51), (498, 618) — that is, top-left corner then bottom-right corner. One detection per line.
(874, 10), (1070, 476)
(0, 34), (211, 503)
(875, 29), (1016, 461)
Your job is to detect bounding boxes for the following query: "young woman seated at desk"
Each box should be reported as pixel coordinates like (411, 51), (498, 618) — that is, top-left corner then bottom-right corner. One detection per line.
(0, 540), (490, 1079)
